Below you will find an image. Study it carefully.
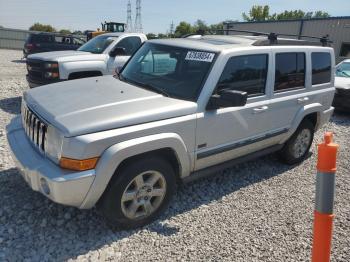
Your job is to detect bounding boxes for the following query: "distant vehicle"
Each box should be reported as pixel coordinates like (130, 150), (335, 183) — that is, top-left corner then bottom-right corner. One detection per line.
(334, 59), (350, 111)
(26, 33), (147, 88)
(87, 22), (126, 40)
(23, 33), (86, 58)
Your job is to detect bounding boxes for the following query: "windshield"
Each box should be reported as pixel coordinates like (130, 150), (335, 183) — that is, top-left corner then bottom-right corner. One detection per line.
(78, 35), (117, 54)
(336, 62), (350, 78)
(120, 42), (216, 101)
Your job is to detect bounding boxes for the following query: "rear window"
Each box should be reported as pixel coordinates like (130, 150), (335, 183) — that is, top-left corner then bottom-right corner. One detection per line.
(275, 52), (305, 92)
(312, 52), (331, 85)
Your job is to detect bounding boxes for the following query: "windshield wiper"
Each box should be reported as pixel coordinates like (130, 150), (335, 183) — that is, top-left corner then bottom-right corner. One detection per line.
(139, 83), (170, 97)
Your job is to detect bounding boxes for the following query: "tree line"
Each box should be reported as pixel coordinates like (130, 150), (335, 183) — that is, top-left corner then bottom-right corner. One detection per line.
(29, 23), (83, 35)
(27, 5), (331, 38)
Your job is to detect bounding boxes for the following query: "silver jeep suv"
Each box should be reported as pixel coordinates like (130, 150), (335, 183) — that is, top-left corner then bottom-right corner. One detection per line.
(7, 35), (335, 228)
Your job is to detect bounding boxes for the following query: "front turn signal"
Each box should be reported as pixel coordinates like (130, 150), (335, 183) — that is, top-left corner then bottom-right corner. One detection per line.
(60, 157), (99, 171)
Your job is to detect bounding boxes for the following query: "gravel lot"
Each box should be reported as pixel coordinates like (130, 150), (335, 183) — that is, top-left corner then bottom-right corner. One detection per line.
(0, 49), (349, 262)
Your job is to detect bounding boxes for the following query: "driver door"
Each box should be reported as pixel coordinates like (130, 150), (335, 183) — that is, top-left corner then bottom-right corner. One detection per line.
(107, 36), (142, 73)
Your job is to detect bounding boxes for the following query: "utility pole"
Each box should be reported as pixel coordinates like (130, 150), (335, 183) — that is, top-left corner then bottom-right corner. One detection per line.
(135, 0), (143, 33)
(169, 21), (175, 38)
(126, 0), (133, 32)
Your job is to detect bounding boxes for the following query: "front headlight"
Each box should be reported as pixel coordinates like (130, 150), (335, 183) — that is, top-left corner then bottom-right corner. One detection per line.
(45, 125), (64, 163)
(44, 62), (58, 69)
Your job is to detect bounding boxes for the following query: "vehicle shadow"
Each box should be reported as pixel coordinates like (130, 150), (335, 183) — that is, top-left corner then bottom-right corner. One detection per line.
(11, 59), (26, 64)
(331, 111), (350, 127)
(0, 96), (21, 115)
(0, 154), (295, 261)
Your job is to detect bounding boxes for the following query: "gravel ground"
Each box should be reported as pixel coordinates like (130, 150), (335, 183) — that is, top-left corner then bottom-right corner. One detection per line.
(0, 49), (349, 262)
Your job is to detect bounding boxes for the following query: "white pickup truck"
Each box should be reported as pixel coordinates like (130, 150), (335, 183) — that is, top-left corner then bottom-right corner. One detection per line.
(26, 32), (147, 88)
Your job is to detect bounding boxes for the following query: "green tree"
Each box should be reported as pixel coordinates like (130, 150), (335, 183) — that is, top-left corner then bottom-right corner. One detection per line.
(175, 21), (194, 37)
(242, 5), (270, 21)
(29, 23), (56, 32)
(313, 11), (330, 18)
(146, 33), (157, 39)
(209, 22), (224, 33)
(193, 19), (209, 34)
(59, 29), (72, 34)
(157, 33), (168, 39)
(72, 30), (84, 35)
(243, 6), (331, 21)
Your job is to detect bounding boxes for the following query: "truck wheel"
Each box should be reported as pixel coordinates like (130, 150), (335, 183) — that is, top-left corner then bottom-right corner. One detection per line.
(279, 120), (314, 165)
(99, 157), (176, 229)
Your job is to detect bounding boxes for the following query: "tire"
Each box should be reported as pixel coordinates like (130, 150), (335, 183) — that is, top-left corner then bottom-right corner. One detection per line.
(98, 156), (176, 229)
(279, 119), (315, 165)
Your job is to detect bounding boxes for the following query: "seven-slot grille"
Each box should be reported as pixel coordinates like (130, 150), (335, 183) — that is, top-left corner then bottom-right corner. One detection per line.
(22, 105), (47, 152)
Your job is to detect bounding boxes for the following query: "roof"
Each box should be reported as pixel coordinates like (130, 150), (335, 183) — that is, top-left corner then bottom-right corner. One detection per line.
(224, 16), (350, 25)
(149, 35), (330, 52)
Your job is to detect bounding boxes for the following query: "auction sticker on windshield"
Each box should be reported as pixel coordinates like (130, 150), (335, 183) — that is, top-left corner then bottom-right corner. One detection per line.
(185, 51), (215, 62)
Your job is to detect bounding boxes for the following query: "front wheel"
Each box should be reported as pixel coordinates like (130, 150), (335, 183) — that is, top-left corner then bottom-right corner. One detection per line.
(98, 157), (176, 229)
(279, 120), (315, 165)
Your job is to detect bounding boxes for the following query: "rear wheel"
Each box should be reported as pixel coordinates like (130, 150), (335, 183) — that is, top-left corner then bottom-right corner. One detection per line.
(99, 157), (176, 229)
(279, 120), (314, 165)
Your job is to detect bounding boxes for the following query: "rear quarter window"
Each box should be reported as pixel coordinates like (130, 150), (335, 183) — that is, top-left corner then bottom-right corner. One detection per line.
(312, 52), (331, 85)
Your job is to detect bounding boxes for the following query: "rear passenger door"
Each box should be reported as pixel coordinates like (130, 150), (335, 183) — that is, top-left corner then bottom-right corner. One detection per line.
(267, 50), (332, 134)
(195, 52), (275, 170)
(267, 52), (307, 133)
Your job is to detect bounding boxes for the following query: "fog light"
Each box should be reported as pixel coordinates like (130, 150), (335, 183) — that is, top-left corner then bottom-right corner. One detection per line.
(40, 178), (50, 195)
(44, 72), (59, 79)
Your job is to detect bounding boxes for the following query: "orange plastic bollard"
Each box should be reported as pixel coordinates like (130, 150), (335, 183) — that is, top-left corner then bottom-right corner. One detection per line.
(311, 132), (339, 262)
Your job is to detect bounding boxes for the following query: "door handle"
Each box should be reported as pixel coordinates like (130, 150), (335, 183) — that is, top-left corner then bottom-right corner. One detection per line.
(253, 106), (268, 114)
(297, 97), (309, 104)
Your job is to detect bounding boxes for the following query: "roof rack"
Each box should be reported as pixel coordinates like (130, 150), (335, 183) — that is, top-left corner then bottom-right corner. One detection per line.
(212, 29), (332, 47)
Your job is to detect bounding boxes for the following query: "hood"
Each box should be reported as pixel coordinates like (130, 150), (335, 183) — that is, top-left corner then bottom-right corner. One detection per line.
(335, 76), (350, 90)
(28, 51), (106, 63)
(24, 76), (197, 137)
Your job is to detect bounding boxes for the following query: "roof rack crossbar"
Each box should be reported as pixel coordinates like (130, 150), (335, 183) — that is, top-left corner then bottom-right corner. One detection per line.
(213, 29), (332, 46)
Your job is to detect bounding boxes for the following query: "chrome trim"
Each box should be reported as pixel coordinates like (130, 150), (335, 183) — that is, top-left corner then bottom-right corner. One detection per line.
(22, 105), (48, 153)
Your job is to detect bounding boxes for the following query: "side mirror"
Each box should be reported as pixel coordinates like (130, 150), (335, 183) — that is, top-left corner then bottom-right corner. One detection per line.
(109, 47), (127, 57)
(207, 89), (248, 110)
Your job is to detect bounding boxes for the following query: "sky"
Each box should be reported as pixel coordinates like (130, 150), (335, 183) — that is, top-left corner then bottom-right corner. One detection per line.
(0, 0), (349, 34)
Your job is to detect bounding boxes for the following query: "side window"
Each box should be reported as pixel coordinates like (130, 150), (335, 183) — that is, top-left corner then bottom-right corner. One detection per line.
(54, 36), (63, 43)
(116, 37), (142, 56)
(275, 52), (305, 92)
(312, 52), (331, 85)
(216, 54), (268, 96)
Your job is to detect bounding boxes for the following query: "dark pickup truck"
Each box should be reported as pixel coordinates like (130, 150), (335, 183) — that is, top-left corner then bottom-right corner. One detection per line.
(23, 33), (86, 58)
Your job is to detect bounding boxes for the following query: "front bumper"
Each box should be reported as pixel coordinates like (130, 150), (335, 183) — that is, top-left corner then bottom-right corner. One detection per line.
(26, 74), (62, 88)
(333, 89), (350, 111)
(6, 116), (95, 208)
